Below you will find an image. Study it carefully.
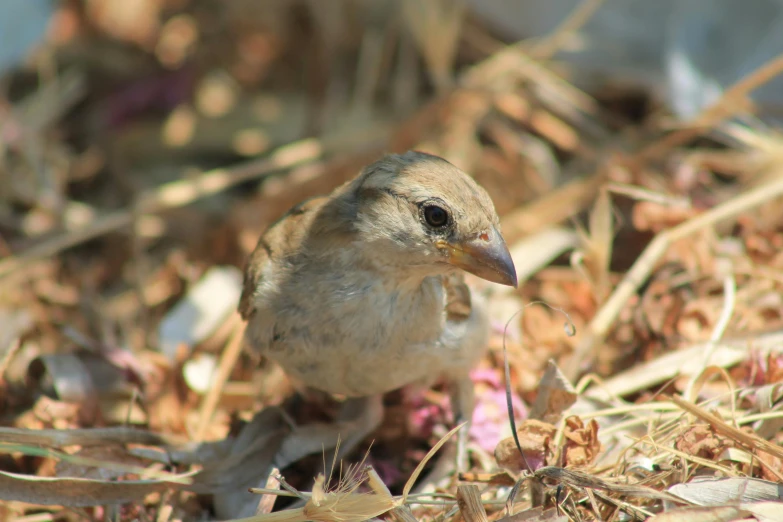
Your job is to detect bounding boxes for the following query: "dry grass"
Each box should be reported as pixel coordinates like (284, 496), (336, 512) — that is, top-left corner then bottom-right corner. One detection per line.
(1, 1), (783, 521)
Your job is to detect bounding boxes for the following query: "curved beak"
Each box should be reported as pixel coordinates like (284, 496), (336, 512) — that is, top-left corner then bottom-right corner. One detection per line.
(441, 227), (517, 287)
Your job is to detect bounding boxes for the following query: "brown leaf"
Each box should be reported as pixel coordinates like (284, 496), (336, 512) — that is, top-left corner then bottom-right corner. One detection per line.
(668, 476), (783, 504)
(528, 360), (577, 425)
(0, 469), (192, 507)
(647, 505), (750, 522)
(498, 506), (568, 522)
(0, 425), (187, 448)
(632, 201), (697, 233)
(55, 445), (150, 481)
(561, 416), (601, 468)
(494, 419), (556, 472)
(675, 424), (733, 460)
(585, 186), (614, 300)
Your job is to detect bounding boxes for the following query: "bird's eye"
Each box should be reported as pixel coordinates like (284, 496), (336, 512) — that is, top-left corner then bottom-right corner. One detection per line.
(423, 205), (449, 228)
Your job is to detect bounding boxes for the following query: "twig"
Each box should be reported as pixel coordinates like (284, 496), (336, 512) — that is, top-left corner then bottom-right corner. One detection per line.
(0, 134), (385, 282)
(606, 182), (691, 208)
(531, 466), (682, 502)
(687, 367), (739, 427)
(582, 330), (783, 400)
(456, 485), (488, 522)
(390, 506), (419, 522)
(667, 395), (783, 483)
(683, 271), (737, 400)
(247, 486), (508, 508)
(460, 40), (598, 116)
(0, 211), (133, 282)
(8, 514), (55, 522)
(634, 52), (783, 164)
(738, 410), (783, 424)
(565, 172), (783, 380)
(254, 467), (281, 515)
(669, 395), (783, 461)
(401, 0), (466, 92)
(500, 173), (605, 243)
(529, 0), (607, 60)
(193, 316), (245, 442)
(400, 422), (465, 503)
(11, 68), (86, 132)
(0, 140), (320, 280)
(0, 338), (22, 388)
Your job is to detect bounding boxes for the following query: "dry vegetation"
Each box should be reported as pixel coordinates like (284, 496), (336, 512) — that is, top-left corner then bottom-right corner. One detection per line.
(1, 1), (783, 521)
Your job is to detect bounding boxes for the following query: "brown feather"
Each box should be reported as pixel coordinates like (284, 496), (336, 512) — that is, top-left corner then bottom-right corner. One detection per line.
(238, 196), (329, 319)
(443, 272), (472, 321)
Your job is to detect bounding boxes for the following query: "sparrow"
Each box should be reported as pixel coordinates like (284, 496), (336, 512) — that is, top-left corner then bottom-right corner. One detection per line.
(238, 150), (517, 470)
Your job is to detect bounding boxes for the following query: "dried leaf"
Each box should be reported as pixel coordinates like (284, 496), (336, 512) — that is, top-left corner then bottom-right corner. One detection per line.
(528, 360), (577, 424)
(401, 0), (465, 91)
(671, 395), (783, 461)
(456, 485), (488, 522)
(675, 425), (735, 461)
(575, 185), (614, 301)
(0, 469), (194, 507)
(207, 408), (289, 519)
(238, 465), (396, 522)
(589, 187), (613, 279)
(668, 476), (783, 505)
(740, 501), (783, 522)
(0, 426), (187, 448)
(0, 308), (32, 357)
(533, 467), (679, 501)
(585, 330), (783, 400)
(28, 354), (97, 405)
(55, 445), (152, 481)
(494, 419), (556, 472)
(647, 506), (750, 522)
(561, 416), (601, 468)
(498, 506), (568, 522)
(753, 383), (783, 439)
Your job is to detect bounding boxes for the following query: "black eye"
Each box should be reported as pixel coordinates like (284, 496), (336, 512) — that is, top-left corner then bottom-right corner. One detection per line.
(423, 205), (449, 228)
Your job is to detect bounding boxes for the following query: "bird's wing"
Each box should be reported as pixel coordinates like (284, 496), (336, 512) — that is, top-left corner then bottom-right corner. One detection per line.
(238, 196), (328, 320)
(443, 272), (473, 322)
(238, 235), (271, 320)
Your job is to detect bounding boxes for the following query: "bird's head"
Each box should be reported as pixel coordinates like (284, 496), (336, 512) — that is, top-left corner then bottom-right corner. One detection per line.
(343, 151), (517, 287)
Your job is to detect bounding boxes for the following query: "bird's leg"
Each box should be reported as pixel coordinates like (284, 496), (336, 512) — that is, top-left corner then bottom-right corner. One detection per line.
(449, 375), (476, 473)
(274, 393), (384, 470)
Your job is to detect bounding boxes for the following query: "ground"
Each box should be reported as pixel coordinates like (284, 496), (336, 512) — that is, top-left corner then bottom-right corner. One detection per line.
(1, 2), (783, 521)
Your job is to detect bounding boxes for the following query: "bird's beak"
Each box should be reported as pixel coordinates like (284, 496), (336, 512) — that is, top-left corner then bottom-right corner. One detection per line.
(440, 227), (518, 288)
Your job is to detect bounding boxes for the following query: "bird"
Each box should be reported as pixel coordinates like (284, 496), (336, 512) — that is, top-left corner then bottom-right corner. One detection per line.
(238, 150), (517, 471)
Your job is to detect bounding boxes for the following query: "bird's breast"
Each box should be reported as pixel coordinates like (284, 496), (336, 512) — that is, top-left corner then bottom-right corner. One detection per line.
(253, 271), (454, 396)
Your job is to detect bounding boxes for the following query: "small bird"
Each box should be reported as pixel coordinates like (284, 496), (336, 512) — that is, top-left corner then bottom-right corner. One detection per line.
(238, 151), (517, 469)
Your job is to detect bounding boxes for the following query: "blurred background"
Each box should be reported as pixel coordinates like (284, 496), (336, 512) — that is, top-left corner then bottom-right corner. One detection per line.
(3, 1), (783, 521)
